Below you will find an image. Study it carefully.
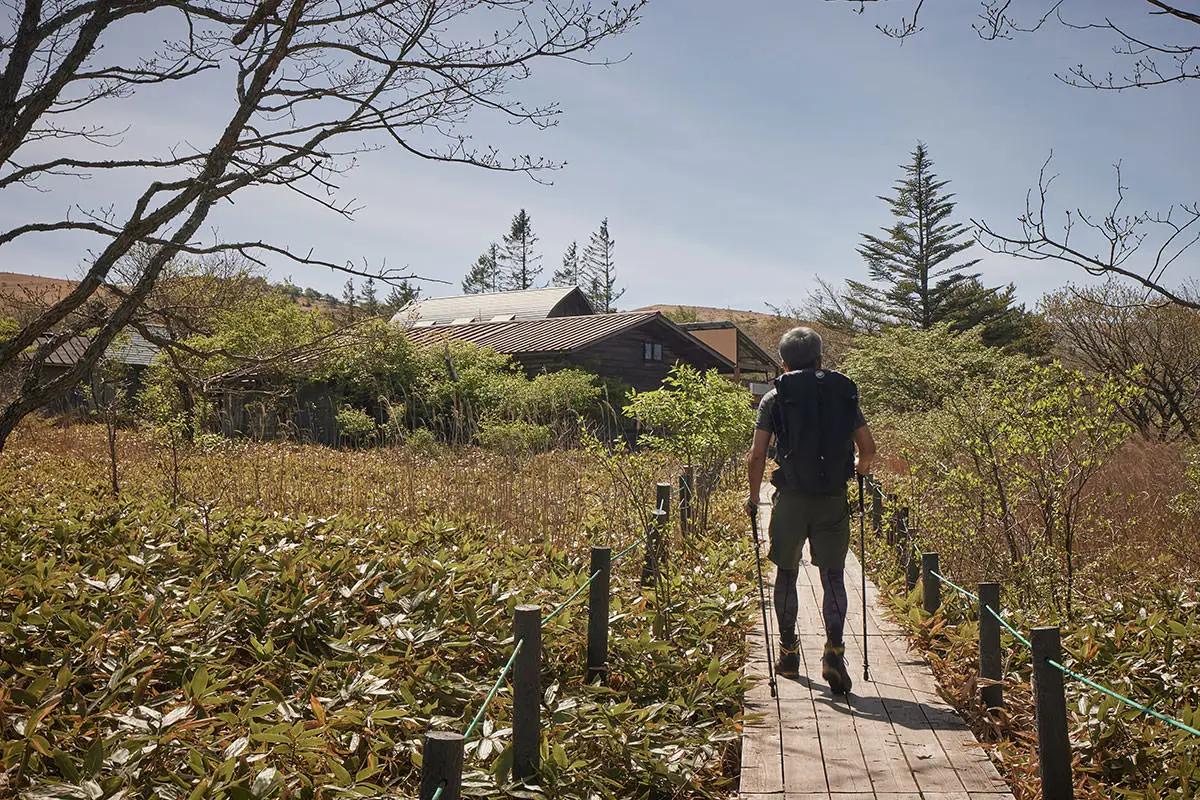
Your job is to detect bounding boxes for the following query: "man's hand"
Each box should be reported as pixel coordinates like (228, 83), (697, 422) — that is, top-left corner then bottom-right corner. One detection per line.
(745, 497), (758, 520)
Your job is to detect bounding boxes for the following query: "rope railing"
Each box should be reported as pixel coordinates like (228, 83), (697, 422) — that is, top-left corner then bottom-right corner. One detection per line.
(864, 482), (1200, 799)
(542, 570), (603, 625)
(417, 479), (680, 799)
(463, 639), (524, 740)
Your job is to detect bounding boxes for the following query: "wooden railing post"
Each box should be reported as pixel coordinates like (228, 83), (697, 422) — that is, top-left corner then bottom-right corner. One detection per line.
(512, 606), (541, 783)
(1032, 626), (1074, 800)
(922, 552), (941, 614)
(656, 482), (672, 523)
(586, 546), (611, 684)
(678, 467), (694, 535)
(900, 509), (919, 591)
(978, 582), (1003, 711)
(419, 731), (464, 800)
(887, 493), (899, 547)
(641, 516), (660, 586)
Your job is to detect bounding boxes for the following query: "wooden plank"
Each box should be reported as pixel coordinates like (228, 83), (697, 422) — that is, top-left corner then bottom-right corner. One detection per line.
(741, 487), (1013, 800)
(796, 633), (872, 793)
(874, 632), (1012, 793)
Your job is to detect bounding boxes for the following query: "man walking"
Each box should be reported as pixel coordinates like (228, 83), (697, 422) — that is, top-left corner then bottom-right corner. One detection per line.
(746, 327), (875, 694)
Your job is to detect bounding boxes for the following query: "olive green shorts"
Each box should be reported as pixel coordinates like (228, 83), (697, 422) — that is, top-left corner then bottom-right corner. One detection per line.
(767, 488), (852, 570)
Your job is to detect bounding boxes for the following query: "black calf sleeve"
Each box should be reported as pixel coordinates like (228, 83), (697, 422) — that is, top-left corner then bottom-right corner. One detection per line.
(820, 568), (848, 644)
(774, 568), (799, 642)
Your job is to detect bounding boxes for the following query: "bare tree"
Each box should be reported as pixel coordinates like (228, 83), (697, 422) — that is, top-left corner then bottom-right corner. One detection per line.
(1042, 281), (1200, 442)
(0, 0), (643, 448)
(976, 158), (1200, 311)
(838, 0), (1200, 305)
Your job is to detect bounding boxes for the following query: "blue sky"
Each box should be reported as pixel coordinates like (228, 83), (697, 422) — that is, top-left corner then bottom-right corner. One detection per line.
(3, 0), (1198, 313)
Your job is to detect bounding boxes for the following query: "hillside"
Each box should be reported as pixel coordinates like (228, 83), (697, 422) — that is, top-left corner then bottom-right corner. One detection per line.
(635, 303), (852, 363)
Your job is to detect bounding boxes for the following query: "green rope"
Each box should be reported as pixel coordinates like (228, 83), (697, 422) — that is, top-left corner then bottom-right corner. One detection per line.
(542, 569), (602, 625)
(430, 782), (445, 800)
(929, 571), (1198, 737)
(931, 569), (1034, 650)
(463, 638), (523, 741)
(1046, 658), (1200, 738)
(612, 531), (649, 564)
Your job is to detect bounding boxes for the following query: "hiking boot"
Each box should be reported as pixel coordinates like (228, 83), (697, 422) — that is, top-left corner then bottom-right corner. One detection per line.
(775, 638), (800, 678)
(822, 641), (853, 695)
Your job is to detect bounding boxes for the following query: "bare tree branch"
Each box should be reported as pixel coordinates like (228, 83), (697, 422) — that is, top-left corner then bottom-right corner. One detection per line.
(975, 156), (1200, 310)
(0, 0), (645, 447)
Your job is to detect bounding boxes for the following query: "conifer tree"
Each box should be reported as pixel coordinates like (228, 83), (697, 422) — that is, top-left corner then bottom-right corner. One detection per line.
(499, 209), (542, 290)
(582, 217), (623, 312)
(553, 241), (581, 287)
(462, 243), (502, 294)
(845, 143), (984, 330)
(385, 280), (421, 312)
(362, 277), (379, 315)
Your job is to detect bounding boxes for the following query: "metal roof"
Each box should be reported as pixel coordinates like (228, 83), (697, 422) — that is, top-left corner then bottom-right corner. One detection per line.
(390, 286), (594, 326)
(109, 327), (162, 366)
(23, 327), (163, 369)
(401, 311), (735, 370)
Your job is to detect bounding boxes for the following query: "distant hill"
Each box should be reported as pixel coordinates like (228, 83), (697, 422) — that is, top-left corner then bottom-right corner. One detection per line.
(0, 270), (340, 322)
(634, 304), (853, 363)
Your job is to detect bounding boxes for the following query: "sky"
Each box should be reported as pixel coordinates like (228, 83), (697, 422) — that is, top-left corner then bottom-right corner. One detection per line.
(3, 0), (1198, 314)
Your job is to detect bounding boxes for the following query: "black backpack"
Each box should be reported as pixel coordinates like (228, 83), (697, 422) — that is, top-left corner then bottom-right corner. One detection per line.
(769, 368), (859, 494)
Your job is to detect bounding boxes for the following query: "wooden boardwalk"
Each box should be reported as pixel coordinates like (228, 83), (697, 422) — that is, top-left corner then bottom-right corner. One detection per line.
(739, 491), (1015, 800)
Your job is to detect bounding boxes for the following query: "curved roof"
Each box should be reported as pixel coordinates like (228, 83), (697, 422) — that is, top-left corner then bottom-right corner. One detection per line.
(390, 286), (594, 326)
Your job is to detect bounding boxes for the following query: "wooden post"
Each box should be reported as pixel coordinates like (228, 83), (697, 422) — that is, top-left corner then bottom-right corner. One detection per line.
(641, 519), (660, 586)
(512, 606), (541, 783)
(922, 552), (941, 614)
(586, 547), (611, 684)
(870, 480), (883, 533)
(1032, 626), (1073, 800)
(978, 582), (1003, 711)
(900, 509), (919, 592)
(887, 493), (899, 547)
(655, 482), (672, 523)
(678, 467), (694, 535)
(419, 731), (464, 800)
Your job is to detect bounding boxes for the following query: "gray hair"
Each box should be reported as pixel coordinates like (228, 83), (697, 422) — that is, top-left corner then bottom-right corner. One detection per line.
(778, 326), (822, 370)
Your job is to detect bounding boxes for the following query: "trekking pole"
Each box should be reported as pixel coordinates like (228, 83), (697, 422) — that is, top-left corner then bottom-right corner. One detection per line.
(858, 473), (870, 682)
(748, 503), (786, 790)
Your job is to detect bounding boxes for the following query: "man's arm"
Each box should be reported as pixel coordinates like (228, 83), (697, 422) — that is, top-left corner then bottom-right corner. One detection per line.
(853, 423), (877, 476)
(747, 428), (771, 509)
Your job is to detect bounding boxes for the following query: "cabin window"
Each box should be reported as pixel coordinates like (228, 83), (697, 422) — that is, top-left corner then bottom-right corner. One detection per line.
(643, 342), (663, 361)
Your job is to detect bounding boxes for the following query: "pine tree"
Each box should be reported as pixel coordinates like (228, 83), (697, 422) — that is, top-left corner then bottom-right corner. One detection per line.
(582, 217), (623, 312)
(385, 280), (421, 312)
(553, 241), (581, 287)
(462, 243), (501, 294)
(844, 143), (985, 330)
(499, 209), (542, 290)
(362, 277), (379, 315)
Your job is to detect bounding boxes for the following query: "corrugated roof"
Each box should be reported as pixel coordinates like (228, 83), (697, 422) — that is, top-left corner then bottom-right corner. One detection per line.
(22, 327), (163, 368)
(391, 286), (594, 326)
(400, 311), (735, 372)
(401, 311), (659, 352)
(109, 326), (163, 366)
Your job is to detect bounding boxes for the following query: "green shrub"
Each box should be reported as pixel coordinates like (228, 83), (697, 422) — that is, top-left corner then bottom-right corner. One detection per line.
(335, 405), (377, 446)
(405, 426), (439, 456)
(624, 364), (754, 525)
(839, 323), (1027, 419)
(477, 416), (553, 455)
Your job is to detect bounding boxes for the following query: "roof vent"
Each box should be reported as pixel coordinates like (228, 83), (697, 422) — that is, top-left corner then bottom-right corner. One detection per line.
(452, 316), (476, 325)
(489, 314), (516, 322)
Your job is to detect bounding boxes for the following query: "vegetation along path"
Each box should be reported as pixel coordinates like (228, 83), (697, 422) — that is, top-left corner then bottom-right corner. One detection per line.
(739, 487), (1014, 800)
